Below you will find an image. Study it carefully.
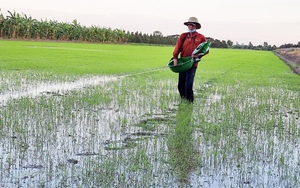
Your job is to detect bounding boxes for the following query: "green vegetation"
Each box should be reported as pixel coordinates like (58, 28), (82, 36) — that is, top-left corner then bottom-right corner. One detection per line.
(199, 48), (300, 90)
(0, 40), (299, 187)
(0, 40), (171, 75)
(0, 10), (176, 45)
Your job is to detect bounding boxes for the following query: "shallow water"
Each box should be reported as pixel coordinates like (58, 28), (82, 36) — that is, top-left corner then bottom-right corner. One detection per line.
(0, 72), (299, 187)
(0, 75), (118, 106)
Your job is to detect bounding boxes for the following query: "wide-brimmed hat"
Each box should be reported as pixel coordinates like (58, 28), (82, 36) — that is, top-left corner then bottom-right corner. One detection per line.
(184, 17), (201, 29)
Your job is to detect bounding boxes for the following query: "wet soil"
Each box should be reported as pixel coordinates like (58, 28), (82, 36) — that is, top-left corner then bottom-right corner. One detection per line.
(274, 48), (300, 75)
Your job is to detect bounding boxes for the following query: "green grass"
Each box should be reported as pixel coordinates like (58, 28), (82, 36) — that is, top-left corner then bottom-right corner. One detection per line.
(199, 48), (300, 90)
(0, 40), (172, 75)
(1, 40), (298, 90)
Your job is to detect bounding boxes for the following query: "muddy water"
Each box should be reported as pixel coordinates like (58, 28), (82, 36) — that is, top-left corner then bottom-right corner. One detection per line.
(0, 74), (300, 187)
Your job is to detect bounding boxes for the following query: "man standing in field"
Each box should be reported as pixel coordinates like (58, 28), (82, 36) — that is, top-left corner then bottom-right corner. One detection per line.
(172, 17), (209, 103)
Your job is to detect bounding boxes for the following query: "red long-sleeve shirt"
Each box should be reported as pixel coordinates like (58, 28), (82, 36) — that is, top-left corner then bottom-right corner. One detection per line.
(173, 32), (207, 67)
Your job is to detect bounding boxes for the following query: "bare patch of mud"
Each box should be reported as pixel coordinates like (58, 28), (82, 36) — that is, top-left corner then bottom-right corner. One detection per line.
(274, 48), (300, 75)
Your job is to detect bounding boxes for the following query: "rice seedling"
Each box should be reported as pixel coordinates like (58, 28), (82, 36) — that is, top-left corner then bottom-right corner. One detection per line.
(0, 40), (299, 187)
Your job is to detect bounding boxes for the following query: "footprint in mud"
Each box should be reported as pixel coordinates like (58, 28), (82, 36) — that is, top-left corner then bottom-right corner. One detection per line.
(75, 152), (99, 156)
(103, 131), (167, 151)
(103, 115), (170, 151)
(42, 91), (65, 96)
(23, 164), (44, 169)
(67, 159), (79, 164)
(103, 139), (137, 151)
(132, 116), (172, 131)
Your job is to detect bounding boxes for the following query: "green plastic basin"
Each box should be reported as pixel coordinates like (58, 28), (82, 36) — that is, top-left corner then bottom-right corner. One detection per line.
(168, 57), (193, 73)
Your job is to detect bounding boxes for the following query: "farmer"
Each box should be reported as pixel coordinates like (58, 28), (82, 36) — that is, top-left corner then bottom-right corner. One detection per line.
(172, 16), (209, 103)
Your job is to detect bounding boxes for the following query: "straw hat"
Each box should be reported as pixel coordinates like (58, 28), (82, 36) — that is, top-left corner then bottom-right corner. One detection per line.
(184, 17), (201, 29)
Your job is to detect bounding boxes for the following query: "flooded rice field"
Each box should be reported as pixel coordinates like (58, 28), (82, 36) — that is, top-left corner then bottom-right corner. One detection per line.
(0, 70), (300, 187)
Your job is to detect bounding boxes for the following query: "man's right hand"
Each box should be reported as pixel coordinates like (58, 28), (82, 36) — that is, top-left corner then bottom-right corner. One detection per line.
(173, 59), (178, 66)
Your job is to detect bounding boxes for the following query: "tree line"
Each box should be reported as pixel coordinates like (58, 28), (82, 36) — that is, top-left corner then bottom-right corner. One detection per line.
(0, 10), (176, 45)
(1, 10), (299, 50)
(207, 38), (300, 50)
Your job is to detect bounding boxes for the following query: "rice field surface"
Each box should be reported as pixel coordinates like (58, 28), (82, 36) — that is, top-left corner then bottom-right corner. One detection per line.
(0, 40), (300, 187)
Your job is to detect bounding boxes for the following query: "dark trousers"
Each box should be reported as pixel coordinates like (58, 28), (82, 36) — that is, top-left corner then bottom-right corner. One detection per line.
(178, 66), (197, 102)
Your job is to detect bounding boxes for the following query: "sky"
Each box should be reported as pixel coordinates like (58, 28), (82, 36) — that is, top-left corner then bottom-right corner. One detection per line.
(1, 0), (300, 46)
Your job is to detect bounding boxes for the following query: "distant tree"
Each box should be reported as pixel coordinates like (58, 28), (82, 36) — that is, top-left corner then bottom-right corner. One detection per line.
(279, 43), (294, 48)
(220, 40), (227, 48)
(256, 45), (263, 50)
(263, 42), (268, 50)
(248, 42), (254, 49)
(227, 40), (233, 48)
(153, 30), (162, 36)
(0, 10), (6, 37)
(211, 39), (222, 48)
(233, 42), (241, 49)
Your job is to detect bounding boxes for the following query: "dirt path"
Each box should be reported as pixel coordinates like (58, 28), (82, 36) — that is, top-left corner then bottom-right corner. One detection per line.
(274, 48), (300, 75)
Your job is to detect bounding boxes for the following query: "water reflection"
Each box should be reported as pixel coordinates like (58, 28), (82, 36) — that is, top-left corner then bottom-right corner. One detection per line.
(168, 101), (195, 185)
